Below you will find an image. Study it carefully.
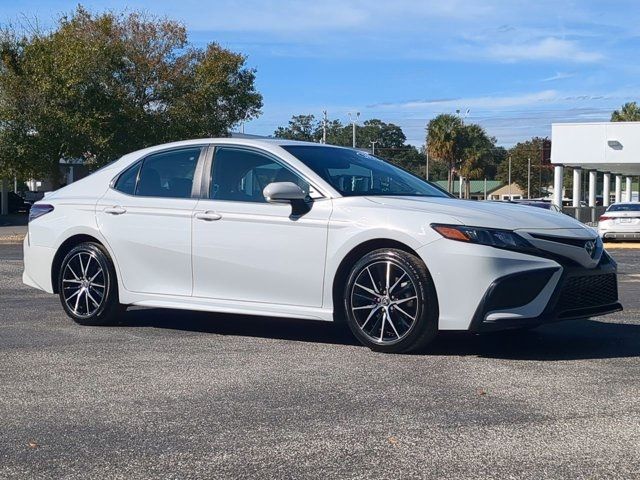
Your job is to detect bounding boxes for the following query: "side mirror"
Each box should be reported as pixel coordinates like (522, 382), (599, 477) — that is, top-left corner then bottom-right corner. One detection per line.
(263, 182), (307, 203)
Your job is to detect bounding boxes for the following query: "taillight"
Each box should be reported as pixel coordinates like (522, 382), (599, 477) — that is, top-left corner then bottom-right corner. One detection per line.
(29, 204), (54, 222)
(599, 215), (612, 222)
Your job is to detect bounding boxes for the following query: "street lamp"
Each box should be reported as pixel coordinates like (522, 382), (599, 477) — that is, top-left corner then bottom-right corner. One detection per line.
(348, 112), (360, 148)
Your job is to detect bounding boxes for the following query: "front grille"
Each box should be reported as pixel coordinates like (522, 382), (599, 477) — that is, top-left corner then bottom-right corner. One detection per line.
(556, 273), (618, 313)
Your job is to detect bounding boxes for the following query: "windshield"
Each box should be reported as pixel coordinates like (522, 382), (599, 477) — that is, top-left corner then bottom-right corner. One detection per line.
(607, 204), (640, 212)
(282, 145), (449, 198)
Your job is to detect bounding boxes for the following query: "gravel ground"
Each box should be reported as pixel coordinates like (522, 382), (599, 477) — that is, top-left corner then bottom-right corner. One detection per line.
(1, 243), (639, 479)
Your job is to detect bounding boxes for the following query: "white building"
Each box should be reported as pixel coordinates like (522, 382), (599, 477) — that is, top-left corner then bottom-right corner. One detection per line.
(552, 122), (640, 208)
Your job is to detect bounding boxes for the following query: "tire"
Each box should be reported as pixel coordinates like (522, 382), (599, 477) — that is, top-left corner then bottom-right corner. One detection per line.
(58, 242), (124, 326)
(343, 248), (438, 353)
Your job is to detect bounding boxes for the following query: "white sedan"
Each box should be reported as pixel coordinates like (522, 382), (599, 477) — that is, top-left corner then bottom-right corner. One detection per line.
(598, 202), (640, 241)
(23, 139), (621, 353)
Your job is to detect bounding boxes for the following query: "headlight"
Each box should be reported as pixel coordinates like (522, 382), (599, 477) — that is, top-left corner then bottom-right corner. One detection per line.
(431, 224), (534, 252)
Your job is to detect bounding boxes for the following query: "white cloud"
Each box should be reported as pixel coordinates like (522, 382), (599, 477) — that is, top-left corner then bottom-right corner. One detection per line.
(486, 38), (603, 63)
(541, 72), (575, 82)
(372, 90), (560, 110)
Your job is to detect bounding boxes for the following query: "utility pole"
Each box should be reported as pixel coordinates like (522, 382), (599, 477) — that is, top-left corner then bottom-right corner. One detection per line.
(348, 112), (360, 148)
(527, 157), (531, 199)
(425, 140), (429, 180)
(322, 110), (327, 144)
(370, 140), (378, 155)
(508, 156), (512, 199)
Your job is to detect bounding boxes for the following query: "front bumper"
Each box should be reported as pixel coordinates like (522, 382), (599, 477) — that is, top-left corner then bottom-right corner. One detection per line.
(469, 252), (621, 332)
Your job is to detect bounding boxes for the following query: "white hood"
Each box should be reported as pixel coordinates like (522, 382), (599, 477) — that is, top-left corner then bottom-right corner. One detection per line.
(365, 196), (595, 236)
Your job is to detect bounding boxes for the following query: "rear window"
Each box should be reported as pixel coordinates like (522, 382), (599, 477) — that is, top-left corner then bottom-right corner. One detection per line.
(607, 204), (640, 212)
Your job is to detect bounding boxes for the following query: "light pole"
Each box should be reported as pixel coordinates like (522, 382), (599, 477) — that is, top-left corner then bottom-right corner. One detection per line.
(348, 112), (360, 148)
(527, 157), (531, 199)
(425, 144), (429, 181)
(322, 110), (327, 144)
(508, 156), (512, 199)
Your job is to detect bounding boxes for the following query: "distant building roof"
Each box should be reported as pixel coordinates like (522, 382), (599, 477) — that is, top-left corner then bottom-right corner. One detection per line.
(434, 180), (503, 195)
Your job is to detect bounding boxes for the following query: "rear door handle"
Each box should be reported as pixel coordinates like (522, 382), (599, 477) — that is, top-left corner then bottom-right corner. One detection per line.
(195, 211), (222, 221)
(104, 206), (126, 215)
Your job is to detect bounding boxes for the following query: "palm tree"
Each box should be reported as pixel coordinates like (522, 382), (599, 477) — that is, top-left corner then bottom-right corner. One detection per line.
(426, 114), (464, 192)
(458, 124), (495, 198)
(611, 102), (640, 122)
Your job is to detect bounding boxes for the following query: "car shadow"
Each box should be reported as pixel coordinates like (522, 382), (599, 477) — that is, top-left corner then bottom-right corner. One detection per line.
(117, 307), (640, 361)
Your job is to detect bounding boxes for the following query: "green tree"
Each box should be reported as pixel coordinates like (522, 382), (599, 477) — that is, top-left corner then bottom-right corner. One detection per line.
(611, 102), (640, 122)
(497, 137), (553, 197)
(0, 6), (262, 186)
(274, 114), (318, 141)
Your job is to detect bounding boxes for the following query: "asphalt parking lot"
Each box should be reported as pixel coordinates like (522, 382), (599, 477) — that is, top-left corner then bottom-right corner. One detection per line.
(1, 241), (639, 479)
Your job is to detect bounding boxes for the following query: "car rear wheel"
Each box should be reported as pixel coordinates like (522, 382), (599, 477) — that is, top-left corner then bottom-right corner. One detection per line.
(58, 242), (124, 326)
(344, 248), (438, 353)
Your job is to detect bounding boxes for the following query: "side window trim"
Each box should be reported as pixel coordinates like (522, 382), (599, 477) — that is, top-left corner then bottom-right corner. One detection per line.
(110, 145), (209, 199)
(205, 145), (325, 202)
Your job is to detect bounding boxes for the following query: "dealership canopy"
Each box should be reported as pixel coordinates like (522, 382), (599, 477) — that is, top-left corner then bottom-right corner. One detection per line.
(552, 122), (640, 207)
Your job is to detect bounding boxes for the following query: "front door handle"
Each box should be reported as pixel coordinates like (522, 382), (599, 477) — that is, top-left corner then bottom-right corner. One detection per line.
(104, 206), (126, 215)
(195, 211), (222, 221)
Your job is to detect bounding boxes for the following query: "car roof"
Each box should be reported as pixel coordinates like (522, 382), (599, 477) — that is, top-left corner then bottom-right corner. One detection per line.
(114, 137), (351, 164)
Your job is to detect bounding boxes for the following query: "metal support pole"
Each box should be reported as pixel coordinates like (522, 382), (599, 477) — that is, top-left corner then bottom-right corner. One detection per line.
(459, 176), (464, 199)
(615, 175), (622, 203)
(588, 170), (597, 207)
(572, 168), (582, 207)
(626, 177), (633, 202)
(602, 172), (611, 207)
(553, 165), (563, 209)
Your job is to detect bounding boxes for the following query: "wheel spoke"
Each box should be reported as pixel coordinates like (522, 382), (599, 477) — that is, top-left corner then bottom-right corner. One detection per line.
(66, 265), (80, 280)
(389, 273), (406, 294)
(73, 288), (82, 313)
(84, 254), (93, 277)
(395, 304), (416, 320)
(386, 310), (401, 338)
(63, 278), (82, 284)
(360, 306), (380, 330)
(366, 267), (379, 294)
(392, 296), (417, 305)
(385, 262), (391, 291)
(353, 304), (377, 310)
(355, 282), (378, 297)
(379, 310), (387, 341)
(77, 254), (85, 277)
(65, 288), (81, 302)
(86, 289), (100, 308)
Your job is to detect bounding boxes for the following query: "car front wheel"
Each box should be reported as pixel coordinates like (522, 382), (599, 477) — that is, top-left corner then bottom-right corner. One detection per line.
(58, 242), (124, 326)
(344, 248), (438, 353)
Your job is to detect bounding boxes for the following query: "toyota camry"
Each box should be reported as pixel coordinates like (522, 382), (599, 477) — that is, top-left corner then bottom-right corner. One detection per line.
(23, 138), (622, 353)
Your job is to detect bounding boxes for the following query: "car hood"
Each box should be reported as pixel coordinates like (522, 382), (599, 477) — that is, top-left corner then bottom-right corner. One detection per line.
(365, 196), (594, 235)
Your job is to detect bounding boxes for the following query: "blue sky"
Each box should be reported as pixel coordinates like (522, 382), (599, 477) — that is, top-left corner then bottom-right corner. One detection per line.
(2, 1), (640, 146)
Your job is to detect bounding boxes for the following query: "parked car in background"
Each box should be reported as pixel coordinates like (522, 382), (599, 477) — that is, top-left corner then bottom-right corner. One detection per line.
(0, 192), (31, 214)
(23, 139), (621, 353)
(598, 202), (640, 241)
(510, 199), (562, 212)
